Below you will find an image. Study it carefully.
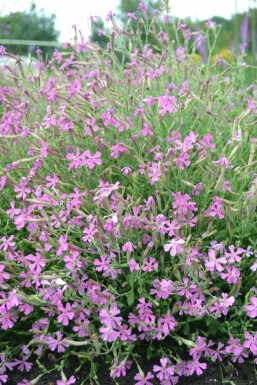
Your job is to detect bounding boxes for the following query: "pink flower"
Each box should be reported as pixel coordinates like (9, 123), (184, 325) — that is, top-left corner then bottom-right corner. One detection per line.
(99, 305), (122, 328)
(14, 182), (31, 199)
(150, 279), (173, 299)
(0, 375), (8, 385)
(209, 293), (235, 316)
(128, 259), (140, 272)
(81, 150), (102, 170)
(213, 157), (233, 169)
(6, 202), (21, 218)
(192, 183), (204, 196)
(244, 297), (257, 318)
(142, 257), (158, 272)
(25, 252), (46, 275)
(57, 303), (75, 326)
(105, 11), (115, 21)
(189, 337), (207, 360)
(134, 372), (154, 385)
(157, 314), (177, 335)
(206, 196), (224, 219)
(122, 241), (136, 252)
(224, 245), (244, 263)
(161, 219), (181, 237)
(110, 142), (127, 158)
(69, 187), (86, 208)
(220, 266), (240, 284)
(82, 223), (98, 243)
(185, 360), (207, 376)
(153, 358), (174, 381)
(64, 251), (82, 271)
(110, 365), (126, 378)
(46, 173), (60, 189)
(94, 255), (110, 272)
(48, 332), (69, 353)
(164, 238), (185, 256)
(225, 336), (244, 356)
(0, 235), (16, 251)
(205, 249), (227, 272)
(66, 148), (81, 171)
(0, 265), (10, 285)
(243, 332), (257, 354)
(0, 46), (6, 56)
(56, 376), (76, 385)
(141, 122), (154, 136)
(84, 117), (99, 135)
(147, 162), (162, 184)
(13, 356), (33, 372)
(158, 93), (178, 117)
(175, 152), (190, 170)
(99, 326), (120, 342)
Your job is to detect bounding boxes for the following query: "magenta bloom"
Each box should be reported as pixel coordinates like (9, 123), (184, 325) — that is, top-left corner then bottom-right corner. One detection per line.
(209, 293), (235, 316)
(0, 375), (8, 384)
(134, 372), (154, 385)
(99, 326), (120, 342)
(224, 245), (244, 263)
(110, 141), (127, 158)
(244, 297), (257, 318)
(220, 266), (240, 284)
(164, 238), (185, 256)
(0, 235), (16, 251)
(243, 332), (257, 354)
(82, 223), (98, 243)
(99, 305), (122, 328)
(94, 255), (110, 272)
(153, 358), (174, 381)
(205, 249), (227, 272)
(128, 258), (140, 272)
(122, 241), (136, 252)
(56, 376), (76, 385)
(57, 303), (75, 326)
(47, 332), (69, 353)
(157, 314), (177, 335)
(0, 265), (10, 285)
(81, 150), (102, 170)
(64, 251), (82, 271)
(142, 257), (158, 272)
(150, 279), (173, 299)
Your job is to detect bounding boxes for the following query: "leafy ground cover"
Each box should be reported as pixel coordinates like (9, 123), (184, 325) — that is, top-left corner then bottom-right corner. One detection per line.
(0, 2), (257, 385)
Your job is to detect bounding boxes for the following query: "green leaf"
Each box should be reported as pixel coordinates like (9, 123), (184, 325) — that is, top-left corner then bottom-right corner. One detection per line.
(147, 346), (153, 360)
(127, 290), (135, 306)
(128, 273), (134, 288)
(183, 322), (190, 335)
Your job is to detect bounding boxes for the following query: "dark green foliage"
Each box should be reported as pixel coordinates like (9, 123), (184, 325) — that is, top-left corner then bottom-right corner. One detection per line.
(0, 2), (60, 57)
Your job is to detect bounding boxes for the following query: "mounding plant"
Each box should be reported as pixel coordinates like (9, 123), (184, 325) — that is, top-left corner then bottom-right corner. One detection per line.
(0, 2), (256, 384)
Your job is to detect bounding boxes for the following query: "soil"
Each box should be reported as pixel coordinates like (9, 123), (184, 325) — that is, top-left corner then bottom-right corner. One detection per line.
(6, 358), (257, 385)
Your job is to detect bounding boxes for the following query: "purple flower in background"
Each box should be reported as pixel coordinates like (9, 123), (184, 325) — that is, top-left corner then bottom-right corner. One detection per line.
(240, 15), (248, 53)
(0, 46), (6, 56)
(194, 31), (207, 62)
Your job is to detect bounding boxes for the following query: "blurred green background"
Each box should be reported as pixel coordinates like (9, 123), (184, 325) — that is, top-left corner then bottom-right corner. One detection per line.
(0, 0), (256, 82)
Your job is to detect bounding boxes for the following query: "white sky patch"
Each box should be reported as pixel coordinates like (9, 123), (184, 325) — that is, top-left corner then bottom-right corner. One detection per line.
(0, 0), (255, 42)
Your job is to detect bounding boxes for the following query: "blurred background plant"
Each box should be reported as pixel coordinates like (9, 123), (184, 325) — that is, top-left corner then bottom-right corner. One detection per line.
(1, 0), (257, 66)
(0, 2), (60, 57)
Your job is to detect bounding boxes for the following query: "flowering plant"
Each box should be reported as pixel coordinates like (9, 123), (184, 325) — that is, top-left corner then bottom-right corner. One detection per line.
(0, 4), (256, 385)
